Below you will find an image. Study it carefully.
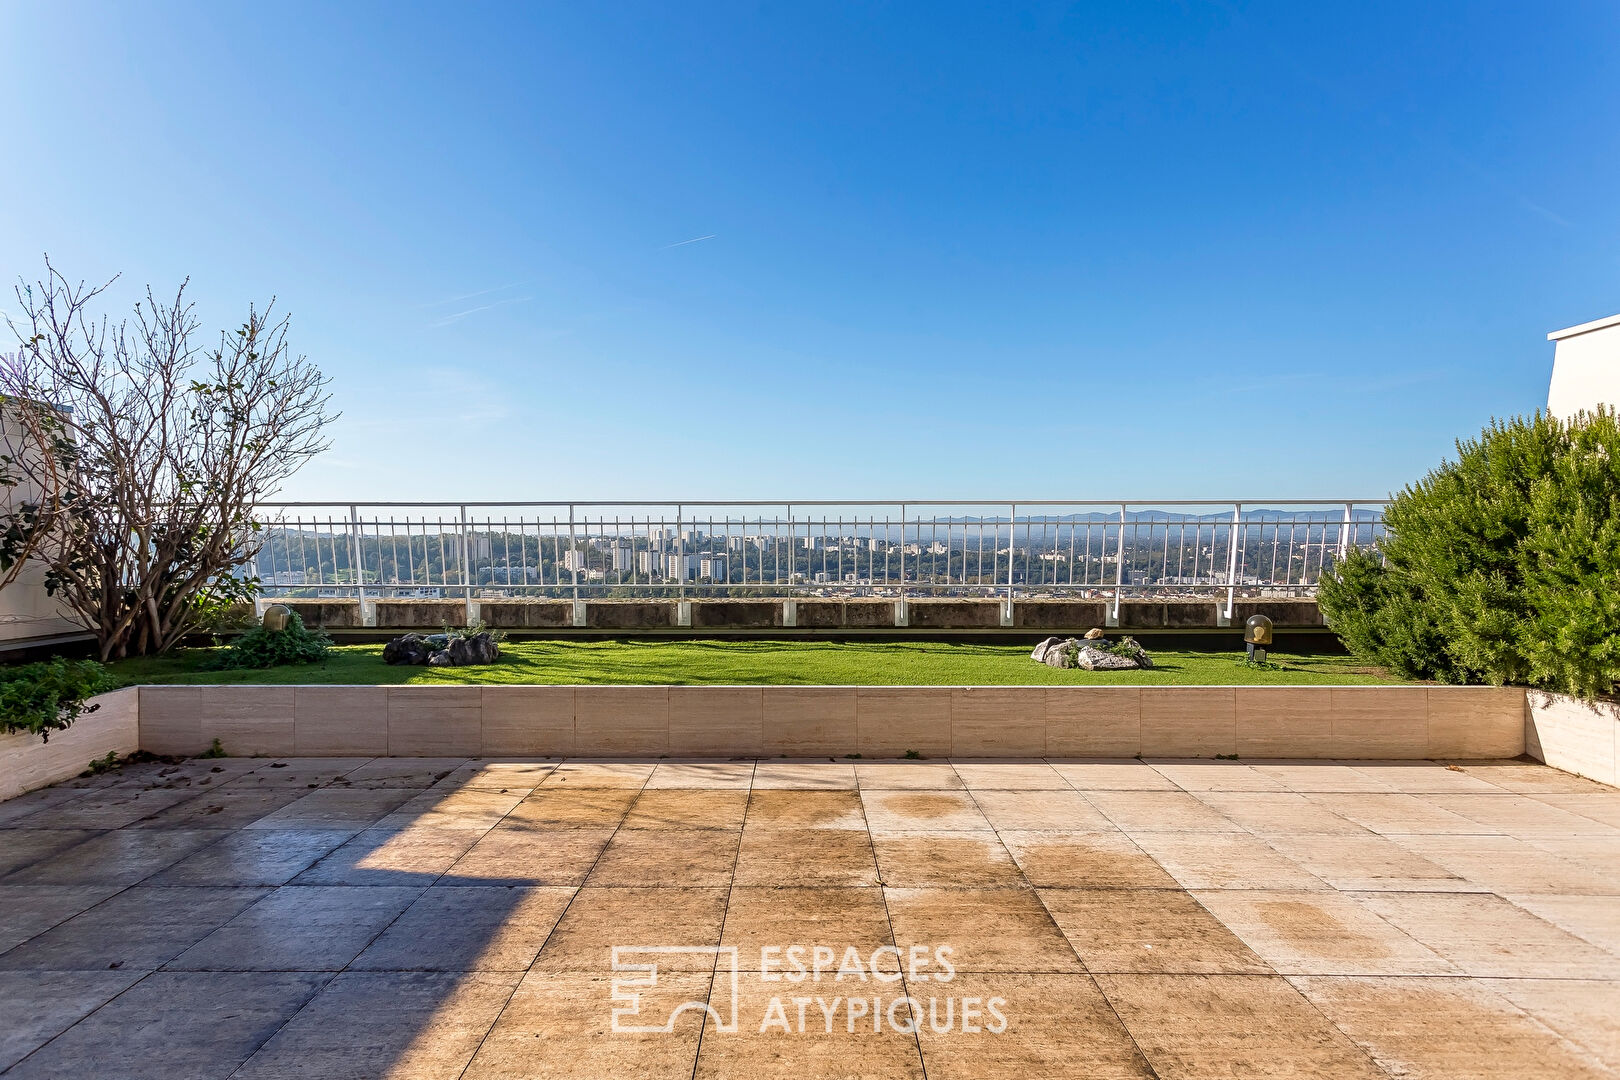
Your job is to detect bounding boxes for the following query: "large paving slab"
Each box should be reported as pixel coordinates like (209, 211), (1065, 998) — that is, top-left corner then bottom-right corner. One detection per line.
(0, 752), (1614, 1077)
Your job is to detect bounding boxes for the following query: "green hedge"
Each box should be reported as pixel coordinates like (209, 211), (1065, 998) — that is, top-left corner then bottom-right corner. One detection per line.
(208, 611), (332, 669)
(0, 658), (114, 741)
(1319, 409), (1620, 699)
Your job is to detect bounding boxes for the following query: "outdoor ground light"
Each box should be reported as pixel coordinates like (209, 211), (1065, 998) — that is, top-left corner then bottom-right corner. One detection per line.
(1244, 614), (1273, 663)
(261, 603), (292, 632)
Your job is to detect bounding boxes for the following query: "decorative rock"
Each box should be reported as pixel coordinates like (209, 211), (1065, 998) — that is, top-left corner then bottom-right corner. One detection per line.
(448, 633), (501, 665)
(1075, 646), (1138, 671)
(1030, 636), (1065, 663)
(384, 631), (501, 666)
(383, 633), (434, 666)
(1084, 627), (1105, 640)
(1030, 633), (1153, 671)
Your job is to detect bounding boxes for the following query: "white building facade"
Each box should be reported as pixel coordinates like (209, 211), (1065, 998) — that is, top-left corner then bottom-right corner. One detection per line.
(1548, 313), (1620, 422)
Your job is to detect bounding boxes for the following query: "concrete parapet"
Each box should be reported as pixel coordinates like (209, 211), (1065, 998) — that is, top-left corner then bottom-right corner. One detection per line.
(278, 596), (1330, 637)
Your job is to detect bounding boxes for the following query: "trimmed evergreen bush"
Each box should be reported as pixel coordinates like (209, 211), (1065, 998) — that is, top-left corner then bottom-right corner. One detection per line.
(1319, 409), (1620, 699)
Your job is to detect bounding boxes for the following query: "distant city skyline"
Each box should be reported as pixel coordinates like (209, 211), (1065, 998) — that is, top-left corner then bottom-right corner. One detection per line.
(3, 2), (1616, 501)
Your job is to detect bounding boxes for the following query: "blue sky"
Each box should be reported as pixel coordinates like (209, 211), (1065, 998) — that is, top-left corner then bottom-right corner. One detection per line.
(2, 2), (1616, 502)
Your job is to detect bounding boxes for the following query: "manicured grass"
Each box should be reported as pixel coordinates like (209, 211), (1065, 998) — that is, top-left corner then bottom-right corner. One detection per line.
(107, 639), (1403, 687)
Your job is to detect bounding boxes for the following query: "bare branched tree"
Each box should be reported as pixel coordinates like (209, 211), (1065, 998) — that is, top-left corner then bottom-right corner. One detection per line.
(1, 258), (335, 659)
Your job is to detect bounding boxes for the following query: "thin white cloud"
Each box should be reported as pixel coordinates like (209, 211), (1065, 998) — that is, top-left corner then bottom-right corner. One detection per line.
(427, 295), (532, 328)
(420, 280), (530, 308)
(1519, 198), (1570, 229)
(661, 234), (716, 249)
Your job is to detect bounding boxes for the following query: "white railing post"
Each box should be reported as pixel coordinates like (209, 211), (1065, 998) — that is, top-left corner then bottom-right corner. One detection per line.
(1006, 503), (1017, 600)
(348, 503), (363, 606)
(898, 502), (907, 616)
(1113, 503), (1127, 622)
(568, 504), (579, 604)
(460, 504), (473, 624)
(676, 503), (686, 599)
(1224, 502), (1242, 621)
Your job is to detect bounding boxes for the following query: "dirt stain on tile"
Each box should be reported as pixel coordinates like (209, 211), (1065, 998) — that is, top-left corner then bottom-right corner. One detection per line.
(1255, 900), (1389, 960)
(881, 793), (960, 819)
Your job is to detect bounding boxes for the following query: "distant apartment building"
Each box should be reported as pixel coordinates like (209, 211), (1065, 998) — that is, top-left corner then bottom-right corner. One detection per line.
(563, 550), (587, 572)
(610, 544), (634, 572)
(638, 551), (661, 576)
(698, 554), (727, 581)
(665, 553), (699, 581)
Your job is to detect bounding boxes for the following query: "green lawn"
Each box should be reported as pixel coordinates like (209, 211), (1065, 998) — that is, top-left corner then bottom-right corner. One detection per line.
(107, 639), (1403, 687)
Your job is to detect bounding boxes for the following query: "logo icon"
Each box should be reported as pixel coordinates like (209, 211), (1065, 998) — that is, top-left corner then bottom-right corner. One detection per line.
(610, 946), (740, 1033)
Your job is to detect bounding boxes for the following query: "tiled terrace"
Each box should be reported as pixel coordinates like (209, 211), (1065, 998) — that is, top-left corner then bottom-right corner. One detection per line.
(0, 754), (1616, 1077)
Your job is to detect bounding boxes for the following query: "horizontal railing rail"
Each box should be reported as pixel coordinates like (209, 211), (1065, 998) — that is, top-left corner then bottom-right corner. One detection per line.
(244, 500), (1388, 620)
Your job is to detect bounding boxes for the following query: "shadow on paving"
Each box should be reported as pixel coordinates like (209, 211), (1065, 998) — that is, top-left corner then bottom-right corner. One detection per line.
(0, 757), (562, 1078)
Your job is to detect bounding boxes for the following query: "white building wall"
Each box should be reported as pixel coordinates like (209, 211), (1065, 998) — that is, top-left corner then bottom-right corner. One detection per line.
(0, 404), (86, 648)
(1548, 313), (1620, 423)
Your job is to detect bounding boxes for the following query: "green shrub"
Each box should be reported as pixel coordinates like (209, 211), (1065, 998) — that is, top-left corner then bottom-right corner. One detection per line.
(0, 657), (114, 741)
(210, 611), (332, 669)
(442, 620), (507, 644)
(1319, 409), (1620, 699)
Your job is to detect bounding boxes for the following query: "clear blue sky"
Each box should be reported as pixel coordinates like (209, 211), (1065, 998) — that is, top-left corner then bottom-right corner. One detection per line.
(3, 2), (1616, 502)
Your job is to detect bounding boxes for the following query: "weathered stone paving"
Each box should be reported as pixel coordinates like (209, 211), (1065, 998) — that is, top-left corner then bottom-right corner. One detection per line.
(0, 755), (1616, 1077)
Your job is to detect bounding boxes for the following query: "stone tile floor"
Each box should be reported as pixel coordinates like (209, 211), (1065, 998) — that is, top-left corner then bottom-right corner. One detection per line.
(0, 754), (1617, 1077)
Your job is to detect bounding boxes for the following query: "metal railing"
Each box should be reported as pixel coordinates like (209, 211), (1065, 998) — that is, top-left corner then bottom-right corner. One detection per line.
(245, 500), (1387, 618)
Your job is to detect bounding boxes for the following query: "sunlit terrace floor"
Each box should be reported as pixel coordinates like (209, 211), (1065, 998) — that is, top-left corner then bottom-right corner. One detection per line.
(0, 755), (1617, 1078)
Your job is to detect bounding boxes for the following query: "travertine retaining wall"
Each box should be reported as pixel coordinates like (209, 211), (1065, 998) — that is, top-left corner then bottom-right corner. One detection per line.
(133, 684), (1525, 761)
(0, 687), (139, 800)
(1525, 691), (1619, 785)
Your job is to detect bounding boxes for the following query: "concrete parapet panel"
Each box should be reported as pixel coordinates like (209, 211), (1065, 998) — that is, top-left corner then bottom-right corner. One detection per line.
(374, 601), (467, 629)
(1163, 602), (1218, 628)
(584, 602), (676, 630)
(280, 600), (363, 629)
(1231, 600), (1324, 628)
(480, 601), (573, 629)
(905, 600), (1001, 630)
(841, 601), (895, 629)
(1013, 600), (1109, 631)
(689, 601), (782, 630)
(1116, 602), (1167, 629)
